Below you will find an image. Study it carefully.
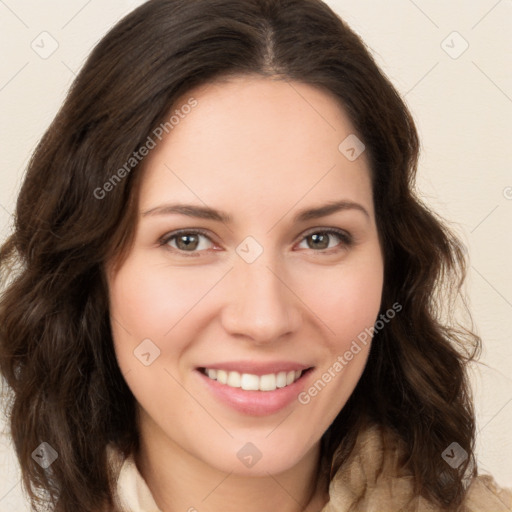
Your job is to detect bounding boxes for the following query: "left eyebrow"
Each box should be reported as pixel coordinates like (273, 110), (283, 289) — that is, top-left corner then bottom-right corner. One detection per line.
(292, 200), (370, 222)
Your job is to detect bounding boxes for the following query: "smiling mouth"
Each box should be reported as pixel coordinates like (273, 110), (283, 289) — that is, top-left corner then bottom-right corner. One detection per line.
(197, 367), (314, 392)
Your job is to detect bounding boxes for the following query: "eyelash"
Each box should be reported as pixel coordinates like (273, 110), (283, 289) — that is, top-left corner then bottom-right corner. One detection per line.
(158, 228), (353, 257)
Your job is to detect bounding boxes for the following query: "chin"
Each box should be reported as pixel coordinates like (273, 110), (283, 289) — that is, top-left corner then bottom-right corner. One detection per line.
(190, 431), (317, 477)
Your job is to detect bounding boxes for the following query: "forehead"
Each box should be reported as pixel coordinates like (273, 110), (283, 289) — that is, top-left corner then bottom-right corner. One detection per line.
(138, 75), (374, 222)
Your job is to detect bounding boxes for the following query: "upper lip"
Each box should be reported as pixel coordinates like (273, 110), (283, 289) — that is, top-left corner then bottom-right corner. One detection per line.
(197, 361), (313, 376)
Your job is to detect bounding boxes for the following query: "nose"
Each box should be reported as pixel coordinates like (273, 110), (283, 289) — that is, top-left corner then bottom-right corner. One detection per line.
(220, 253), (302, 345)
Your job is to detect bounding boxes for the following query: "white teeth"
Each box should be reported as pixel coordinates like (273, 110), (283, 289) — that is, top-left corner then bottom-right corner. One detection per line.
(241, 373), (259, 390)
(216, 369), (228, 384)
(276, 371), (287, 388)
(227, 371), (241, 388)
(259, 373), (276, 391)
(202, 368), (305, 391)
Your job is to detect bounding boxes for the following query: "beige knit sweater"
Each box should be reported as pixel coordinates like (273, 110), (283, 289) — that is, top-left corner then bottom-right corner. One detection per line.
(112, 425), (512, 512)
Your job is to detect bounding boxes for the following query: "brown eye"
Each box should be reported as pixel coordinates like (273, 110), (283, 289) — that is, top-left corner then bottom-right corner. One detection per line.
(307, 233), (330, 250)
(175, 233), (200, 251)
(298, 229), (353, 252)
(159, 230), (214, 255)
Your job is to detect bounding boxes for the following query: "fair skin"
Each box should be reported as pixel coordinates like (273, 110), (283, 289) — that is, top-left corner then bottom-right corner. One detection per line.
(107, 76), (384, 512)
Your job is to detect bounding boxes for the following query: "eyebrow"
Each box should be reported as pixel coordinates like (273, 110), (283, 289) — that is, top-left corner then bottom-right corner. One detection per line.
(141, 199), (370, 223)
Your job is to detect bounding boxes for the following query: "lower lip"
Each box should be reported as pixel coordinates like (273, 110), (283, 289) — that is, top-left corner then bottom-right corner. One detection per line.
(196, 368), (313, 416)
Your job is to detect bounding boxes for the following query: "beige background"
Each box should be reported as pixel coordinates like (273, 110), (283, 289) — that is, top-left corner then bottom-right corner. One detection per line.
(1, 0), (511, 509)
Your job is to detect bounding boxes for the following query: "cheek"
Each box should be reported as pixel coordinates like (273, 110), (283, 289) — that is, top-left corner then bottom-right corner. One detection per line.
(108, 255), (228, 392)
(108, 256), (214, 341)
(295, 246), (384, 346)
(296, 259), (383, 417)
(330, 268), (383, 341)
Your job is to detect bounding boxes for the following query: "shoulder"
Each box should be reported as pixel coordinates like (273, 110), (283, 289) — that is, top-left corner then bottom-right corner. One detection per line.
(323, 424), (512, 512)
(463, 474), (512, 511)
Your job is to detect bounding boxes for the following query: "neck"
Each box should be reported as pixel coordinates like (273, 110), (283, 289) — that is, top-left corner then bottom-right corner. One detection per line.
(135, 414), (330, 512)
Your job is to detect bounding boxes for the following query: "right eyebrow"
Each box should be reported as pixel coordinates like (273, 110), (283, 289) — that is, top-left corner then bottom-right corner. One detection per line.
(141, 203), (232, 223)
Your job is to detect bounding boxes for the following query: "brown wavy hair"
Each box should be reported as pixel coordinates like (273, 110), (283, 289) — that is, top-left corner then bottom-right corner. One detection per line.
(0, 0), (481, 510)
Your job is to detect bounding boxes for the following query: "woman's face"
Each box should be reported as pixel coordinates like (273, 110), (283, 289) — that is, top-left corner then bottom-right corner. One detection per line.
(107, 76), (384, 476)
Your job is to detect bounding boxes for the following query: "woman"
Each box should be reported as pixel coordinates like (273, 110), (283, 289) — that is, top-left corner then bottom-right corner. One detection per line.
(0, 0), (510, 511)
